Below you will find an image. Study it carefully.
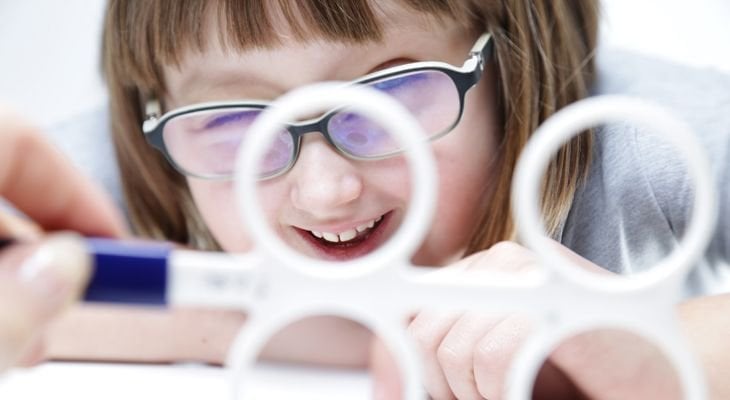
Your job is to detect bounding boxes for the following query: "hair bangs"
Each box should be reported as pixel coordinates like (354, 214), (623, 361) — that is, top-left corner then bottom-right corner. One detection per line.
(104, 0), (475, 94)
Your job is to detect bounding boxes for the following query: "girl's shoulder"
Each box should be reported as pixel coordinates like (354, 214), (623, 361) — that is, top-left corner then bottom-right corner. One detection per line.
(560, 49), (730, 292)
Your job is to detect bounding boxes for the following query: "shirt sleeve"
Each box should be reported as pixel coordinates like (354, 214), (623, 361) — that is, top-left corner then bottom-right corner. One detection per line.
(563, 49), (730, 294)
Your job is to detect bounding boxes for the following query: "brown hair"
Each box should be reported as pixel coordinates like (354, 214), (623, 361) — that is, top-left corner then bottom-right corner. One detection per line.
(102, 0), (599, 253)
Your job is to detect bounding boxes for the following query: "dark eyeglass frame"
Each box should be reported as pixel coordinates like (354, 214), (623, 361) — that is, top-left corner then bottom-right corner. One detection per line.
(142, 32), (493, 180)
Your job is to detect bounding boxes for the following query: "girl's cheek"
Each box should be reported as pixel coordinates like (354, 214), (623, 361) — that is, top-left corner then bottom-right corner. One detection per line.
(187, 180), (254, 252)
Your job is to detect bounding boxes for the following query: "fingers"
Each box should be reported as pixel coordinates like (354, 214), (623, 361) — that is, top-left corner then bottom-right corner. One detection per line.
(0, 107), (127, 237)
(409, 242), (541, 399)
(0, 234), (91, 371)
(543, 237), (613, 275)
(408, 311), (461, 399)
(0, 209), (42, 240)
(472, 315), (532, 399)
(409, 310), (534, 400)
(454, 241), (540, 276)
(369, 336), (402, 400)
(438, 312), (505, 399)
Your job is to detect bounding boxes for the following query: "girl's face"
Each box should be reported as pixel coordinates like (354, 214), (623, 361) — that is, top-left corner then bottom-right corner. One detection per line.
(163, 4), (500, 266)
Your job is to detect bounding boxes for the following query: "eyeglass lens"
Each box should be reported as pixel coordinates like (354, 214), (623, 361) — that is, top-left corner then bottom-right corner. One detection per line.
(161, 69), (460, 178)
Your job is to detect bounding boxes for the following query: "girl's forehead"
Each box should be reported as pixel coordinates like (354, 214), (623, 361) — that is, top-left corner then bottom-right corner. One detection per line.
(159, 1), (474, 104)
(165, 16), (474, 107)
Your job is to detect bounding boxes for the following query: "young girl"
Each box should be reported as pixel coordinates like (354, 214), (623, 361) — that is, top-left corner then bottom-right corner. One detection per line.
(2, 0), (729, 399)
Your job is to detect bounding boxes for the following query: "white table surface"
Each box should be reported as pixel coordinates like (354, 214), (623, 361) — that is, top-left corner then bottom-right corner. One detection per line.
(0, 361), (371, 400)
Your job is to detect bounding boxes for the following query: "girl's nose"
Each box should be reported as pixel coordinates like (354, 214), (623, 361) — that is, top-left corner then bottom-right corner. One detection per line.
(289, 136), (363, 216)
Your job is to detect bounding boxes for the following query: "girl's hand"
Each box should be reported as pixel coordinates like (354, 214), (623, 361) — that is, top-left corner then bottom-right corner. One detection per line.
(0, 106), (127, 372)
(374, 241), (681, 400)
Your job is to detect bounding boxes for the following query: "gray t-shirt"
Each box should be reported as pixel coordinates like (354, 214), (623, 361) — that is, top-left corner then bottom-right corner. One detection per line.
(561, 49), (730, 296)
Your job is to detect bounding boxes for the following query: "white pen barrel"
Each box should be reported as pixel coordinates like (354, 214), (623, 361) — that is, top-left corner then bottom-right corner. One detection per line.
(167, 250), (260, 310)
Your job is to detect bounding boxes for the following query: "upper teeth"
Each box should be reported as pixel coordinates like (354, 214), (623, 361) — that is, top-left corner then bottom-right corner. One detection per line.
(311, 216), (383, 243)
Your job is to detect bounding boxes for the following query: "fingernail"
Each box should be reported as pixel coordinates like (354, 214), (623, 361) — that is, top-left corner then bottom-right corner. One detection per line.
(17, 233), (91, 310)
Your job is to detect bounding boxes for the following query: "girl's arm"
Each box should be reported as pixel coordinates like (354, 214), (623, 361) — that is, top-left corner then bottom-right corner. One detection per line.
(45, 305), (373, 368)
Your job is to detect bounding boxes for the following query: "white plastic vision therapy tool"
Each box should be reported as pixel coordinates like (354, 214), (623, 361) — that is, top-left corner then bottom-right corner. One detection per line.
(227, 84), (716, 400)
(68, 84), (716, 398)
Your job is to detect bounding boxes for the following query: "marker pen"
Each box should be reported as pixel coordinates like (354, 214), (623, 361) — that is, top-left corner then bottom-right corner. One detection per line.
(1, 238), (260, 310)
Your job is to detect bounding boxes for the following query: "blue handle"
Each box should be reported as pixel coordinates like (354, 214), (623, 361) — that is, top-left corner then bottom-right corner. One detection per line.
(83, 238), (171, 306)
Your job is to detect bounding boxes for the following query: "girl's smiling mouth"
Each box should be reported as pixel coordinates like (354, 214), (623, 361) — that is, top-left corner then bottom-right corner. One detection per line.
(292, 212), (394, 261)
(310, 214), (382, 243)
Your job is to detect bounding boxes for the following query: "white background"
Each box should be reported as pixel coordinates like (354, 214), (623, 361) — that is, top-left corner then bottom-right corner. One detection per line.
(1, 0), (729, 128)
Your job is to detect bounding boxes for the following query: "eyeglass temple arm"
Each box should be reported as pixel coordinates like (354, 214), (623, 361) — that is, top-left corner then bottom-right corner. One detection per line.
(142, 99), (162, 134)
(462, 33), (493, 82)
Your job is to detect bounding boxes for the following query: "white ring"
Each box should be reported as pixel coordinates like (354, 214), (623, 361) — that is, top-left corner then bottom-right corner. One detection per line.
(227, 307), (425, 400)
(512, 95), (717, 291)
(235, 82), (437, 279)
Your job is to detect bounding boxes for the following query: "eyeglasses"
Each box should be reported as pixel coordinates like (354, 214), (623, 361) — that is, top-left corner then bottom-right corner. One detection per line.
(142, 33), (493, 180)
